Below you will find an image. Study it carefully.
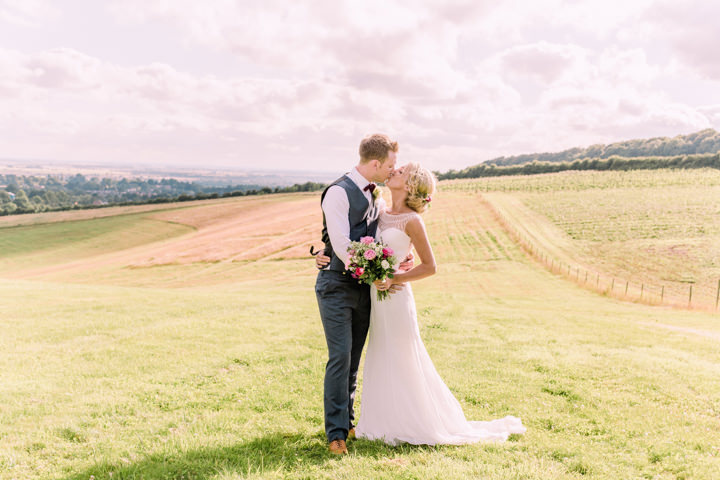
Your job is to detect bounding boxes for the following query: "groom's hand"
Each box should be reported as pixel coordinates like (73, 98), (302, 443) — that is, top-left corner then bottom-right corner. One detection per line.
(398, 252), (414, 272)
(314, 252), (331, 269)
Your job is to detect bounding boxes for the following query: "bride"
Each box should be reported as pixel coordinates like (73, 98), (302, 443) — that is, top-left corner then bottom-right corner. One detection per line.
(318, 163), (525, 446)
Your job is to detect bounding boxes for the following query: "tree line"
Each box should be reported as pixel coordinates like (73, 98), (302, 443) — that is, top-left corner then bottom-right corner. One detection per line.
(437, 152), (720, 180)
(0, 173), (327, 216)
(486, 129), (719, 167)
(438, 128), (720, 180)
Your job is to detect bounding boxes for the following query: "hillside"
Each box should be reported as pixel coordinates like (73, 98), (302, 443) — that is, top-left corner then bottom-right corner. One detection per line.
(439, 129), (720, 179)
(491, 128), (719, 166)
(0, 193), (322, 287)
(1, 177), (720, 479)
(444, 168), (720, 311)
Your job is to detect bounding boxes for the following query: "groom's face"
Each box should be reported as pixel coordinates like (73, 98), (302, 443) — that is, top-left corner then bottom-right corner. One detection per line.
(375, 151), (397, 183)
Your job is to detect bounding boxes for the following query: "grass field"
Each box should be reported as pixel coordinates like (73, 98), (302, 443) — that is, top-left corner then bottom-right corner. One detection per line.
(2, 174), (720, 479)
(445, 169), (720, 310)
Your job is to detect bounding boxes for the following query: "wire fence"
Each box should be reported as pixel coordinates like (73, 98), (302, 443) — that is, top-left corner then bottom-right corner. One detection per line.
(481, 195), (720, 313)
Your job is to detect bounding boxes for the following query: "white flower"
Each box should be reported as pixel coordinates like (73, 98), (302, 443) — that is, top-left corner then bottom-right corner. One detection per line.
(381, 260), (390, 270)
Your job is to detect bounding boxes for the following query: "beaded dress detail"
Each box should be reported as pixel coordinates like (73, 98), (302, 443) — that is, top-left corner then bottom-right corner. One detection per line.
(377, 210), (419, 236)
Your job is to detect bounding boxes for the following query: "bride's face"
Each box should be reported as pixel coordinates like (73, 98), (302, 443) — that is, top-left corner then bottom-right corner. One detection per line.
(386, 164), (409, 190)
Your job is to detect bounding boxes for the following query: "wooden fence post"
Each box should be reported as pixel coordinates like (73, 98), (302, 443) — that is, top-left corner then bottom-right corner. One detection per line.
(689, 285), (693, 307)
(625, 281), (629, 296)
(585, 271), (588, 283)
(661, 286), (664, 303)
(716, 280), (720, 310)
(641, 284), (644, 299)
(611, 278), (614, 291)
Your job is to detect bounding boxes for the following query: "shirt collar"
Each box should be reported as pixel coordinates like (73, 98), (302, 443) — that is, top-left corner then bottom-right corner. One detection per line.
(349, 167), (374, 192)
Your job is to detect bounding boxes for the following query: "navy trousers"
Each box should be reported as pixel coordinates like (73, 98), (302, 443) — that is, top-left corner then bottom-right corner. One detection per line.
(315, 269), (371, 442)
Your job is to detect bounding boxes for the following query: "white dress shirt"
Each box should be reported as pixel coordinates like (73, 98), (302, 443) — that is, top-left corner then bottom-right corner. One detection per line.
(322, 167), (386, 268)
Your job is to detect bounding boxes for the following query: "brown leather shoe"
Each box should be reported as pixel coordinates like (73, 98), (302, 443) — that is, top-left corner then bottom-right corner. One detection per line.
(328, 439), (348, 455)
(347, 428), (356, 440)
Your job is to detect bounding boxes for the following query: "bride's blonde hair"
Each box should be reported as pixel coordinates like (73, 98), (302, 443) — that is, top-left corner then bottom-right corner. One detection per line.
(404, 162), (436, 214)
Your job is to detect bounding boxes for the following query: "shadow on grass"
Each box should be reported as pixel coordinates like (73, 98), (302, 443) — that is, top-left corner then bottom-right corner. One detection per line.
(60, 432), (435, 480)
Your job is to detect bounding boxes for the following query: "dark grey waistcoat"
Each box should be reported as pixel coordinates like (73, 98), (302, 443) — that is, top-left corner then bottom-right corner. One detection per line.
(320, 175), (378, 272)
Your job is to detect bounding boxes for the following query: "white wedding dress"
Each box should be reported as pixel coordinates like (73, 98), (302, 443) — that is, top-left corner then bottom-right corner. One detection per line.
(355, 210), (526, 445)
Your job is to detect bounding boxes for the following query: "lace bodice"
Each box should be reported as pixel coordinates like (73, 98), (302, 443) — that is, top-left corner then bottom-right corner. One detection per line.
(378, 210), (420, 233)
(377, 210), (420, 264)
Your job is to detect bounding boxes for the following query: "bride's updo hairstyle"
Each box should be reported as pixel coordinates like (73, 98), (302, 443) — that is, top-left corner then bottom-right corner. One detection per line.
(404, 162), (437, 214)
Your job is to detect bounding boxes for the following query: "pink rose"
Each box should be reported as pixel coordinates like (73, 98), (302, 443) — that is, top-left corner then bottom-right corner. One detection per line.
(360, 236), (374, 245)
(364, 250), (376, 261)
(382, 247), (393, 258)
(355, 267), (364, 276)
(348, 249), (356, 257)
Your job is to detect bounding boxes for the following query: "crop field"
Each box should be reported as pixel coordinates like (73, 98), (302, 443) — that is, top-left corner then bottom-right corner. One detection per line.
(445, 169), (720, 310)
(2, 177), (720, 479)
(0, 193), (321, 287)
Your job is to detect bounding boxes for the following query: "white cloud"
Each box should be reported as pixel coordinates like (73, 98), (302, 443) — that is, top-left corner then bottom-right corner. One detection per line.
(0, 0), (58, 27)
(493, 42), (588, 84)
(643, 0), (720, 80)
(0, 0), (718, 171)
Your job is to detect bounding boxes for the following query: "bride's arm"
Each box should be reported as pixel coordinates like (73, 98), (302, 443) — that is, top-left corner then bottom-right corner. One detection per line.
(379, 217), (436, 288)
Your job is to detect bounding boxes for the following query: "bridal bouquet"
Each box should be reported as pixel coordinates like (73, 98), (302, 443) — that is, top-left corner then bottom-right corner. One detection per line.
(347, 236), (397, 301)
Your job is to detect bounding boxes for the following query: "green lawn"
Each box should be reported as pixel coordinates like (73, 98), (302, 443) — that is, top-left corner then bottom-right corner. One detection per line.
(1, 189), (720, 479)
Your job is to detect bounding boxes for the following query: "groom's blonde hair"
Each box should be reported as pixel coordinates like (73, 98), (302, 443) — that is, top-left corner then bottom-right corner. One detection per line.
(359, 134), (398, 164)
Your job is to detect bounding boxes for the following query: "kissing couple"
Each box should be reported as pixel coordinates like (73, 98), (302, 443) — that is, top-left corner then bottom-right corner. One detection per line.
(313, 134), (525, 454)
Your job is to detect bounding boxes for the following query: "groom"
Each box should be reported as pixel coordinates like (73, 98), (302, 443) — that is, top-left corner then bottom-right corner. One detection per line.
(314, 134), (399, 455)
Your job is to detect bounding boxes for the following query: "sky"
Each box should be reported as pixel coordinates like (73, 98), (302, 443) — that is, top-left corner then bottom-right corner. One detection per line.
(1, 0), (719, 173)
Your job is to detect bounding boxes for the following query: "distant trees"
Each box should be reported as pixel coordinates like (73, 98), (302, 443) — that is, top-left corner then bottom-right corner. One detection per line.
(0, 174), (328, 217)
(1, 202), (16, 215)
(13, 190), (32, 212)
(498, 129), (720, 166)
(438, 129), (720, 180)
(436, 153), (720, 180)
